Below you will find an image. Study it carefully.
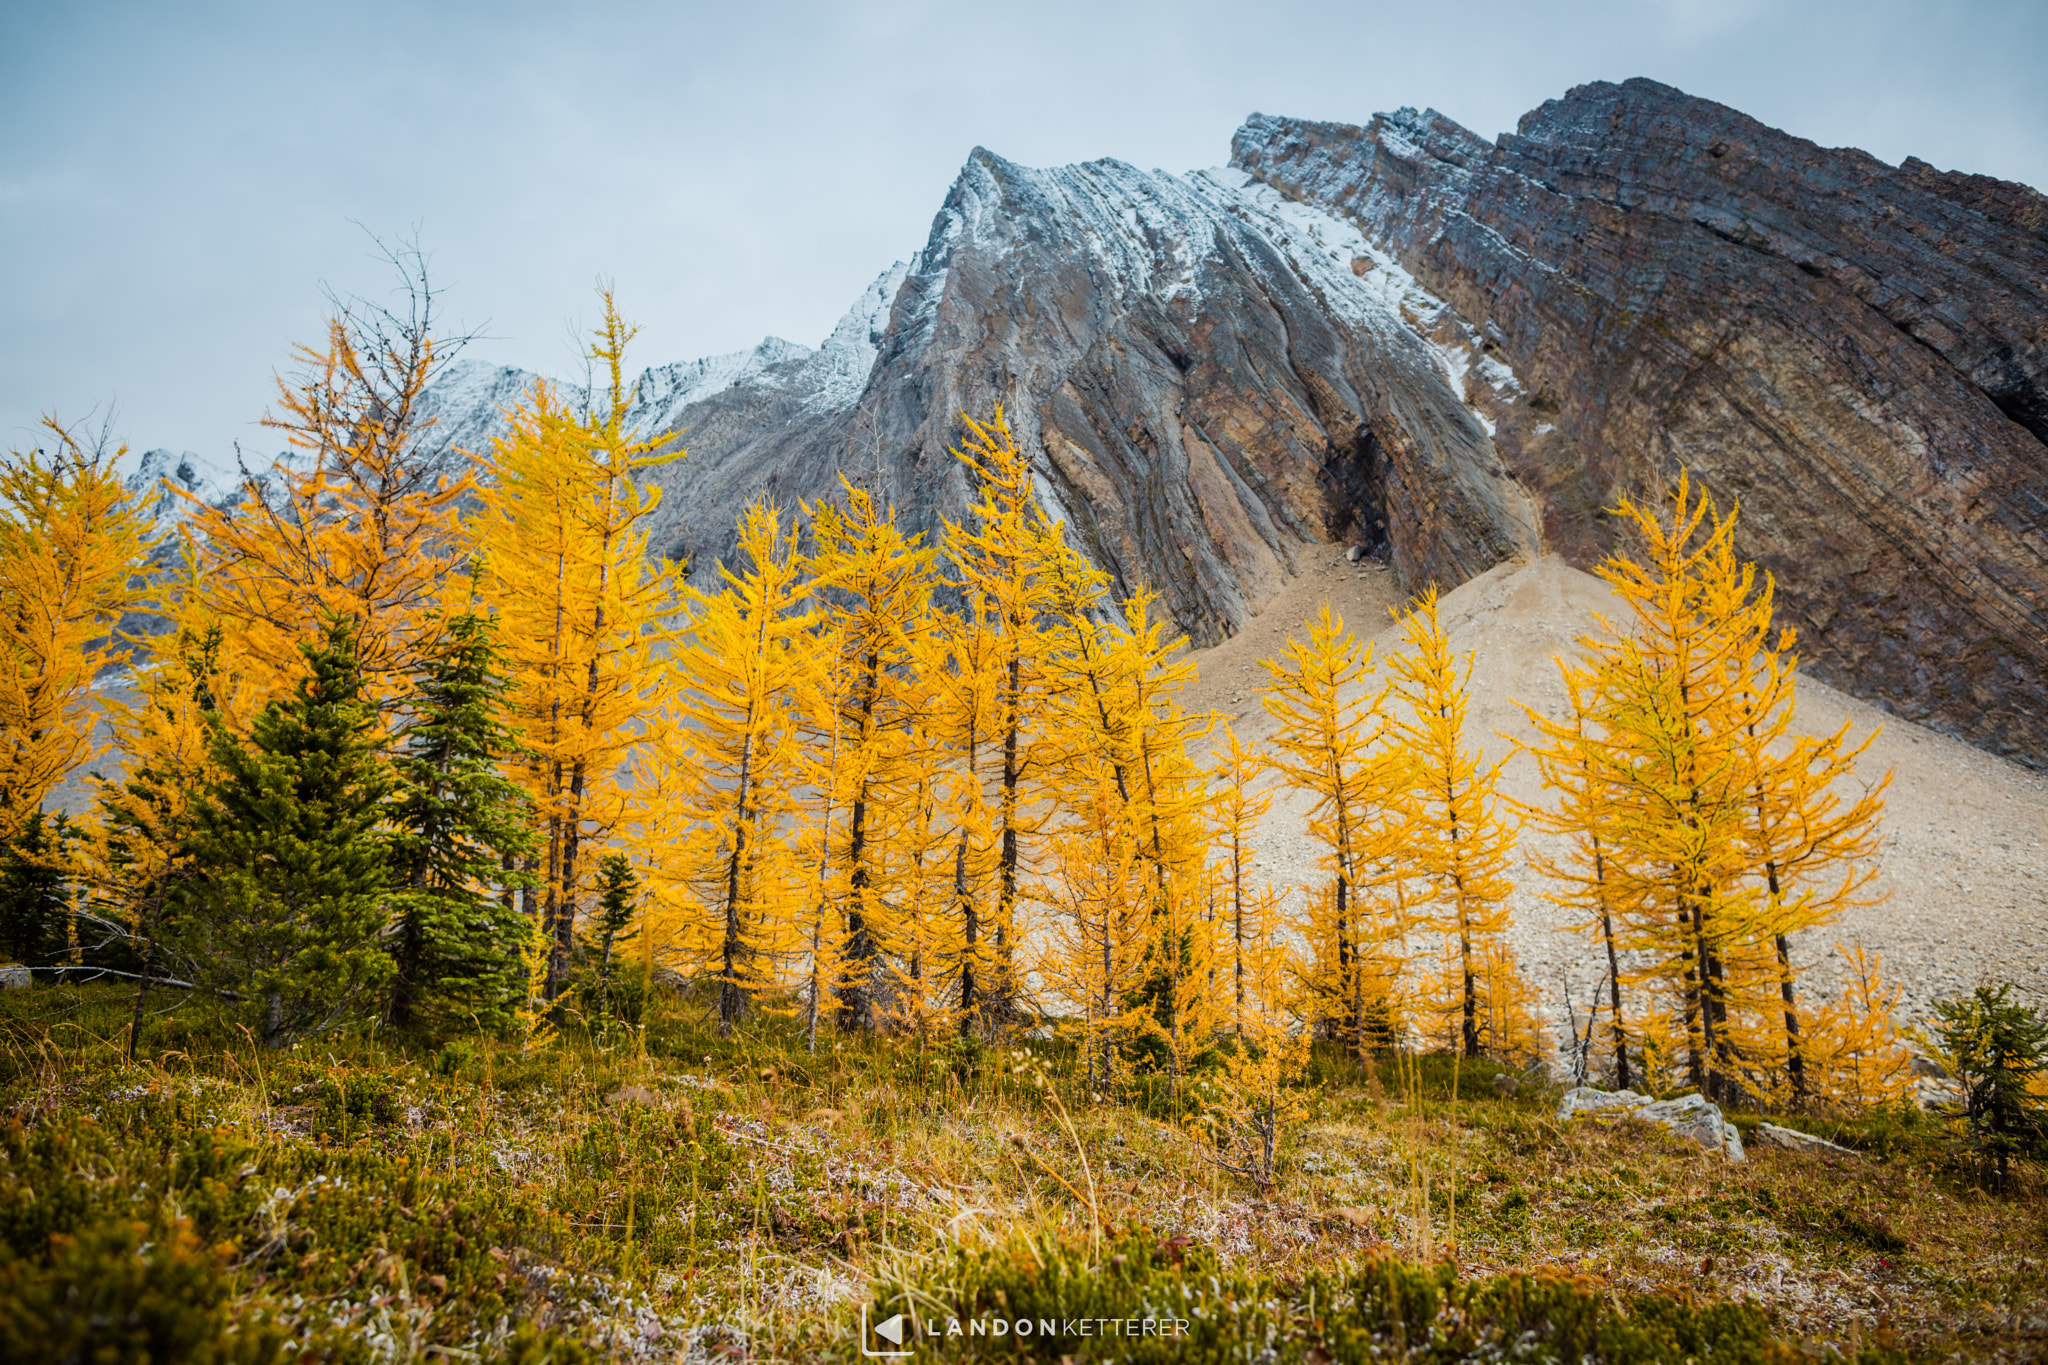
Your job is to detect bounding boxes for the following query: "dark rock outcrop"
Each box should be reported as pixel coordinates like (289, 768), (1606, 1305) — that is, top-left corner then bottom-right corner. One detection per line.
(1231, 79), (2048, 763)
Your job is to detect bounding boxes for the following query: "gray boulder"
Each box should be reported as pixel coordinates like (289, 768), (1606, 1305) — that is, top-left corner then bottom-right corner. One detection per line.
(1755, 1123), (1856, 1157)
(1556, 1086), (1746, 1161)
(0, 965), (32, 990)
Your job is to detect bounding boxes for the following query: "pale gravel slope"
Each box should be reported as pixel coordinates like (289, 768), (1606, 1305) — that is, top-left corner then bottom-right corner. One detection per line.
(1180, 553), (2048, 1043)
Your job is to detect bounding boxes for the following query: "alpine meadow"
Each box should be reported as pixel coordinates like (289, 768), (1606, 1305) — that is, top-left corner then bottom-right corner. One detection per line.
(6, 75), (2048, 1365)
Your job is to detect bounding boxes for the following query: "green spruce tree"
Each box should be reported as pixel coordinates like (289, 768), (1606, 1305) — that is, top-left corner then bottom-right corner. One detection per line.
(1935, 985), (2048, 1192)
(585, 852), (640, 1019)
(181, 616), (392, 1046)
(387, 614), (536, 1033)
(0, 811), (72, 973)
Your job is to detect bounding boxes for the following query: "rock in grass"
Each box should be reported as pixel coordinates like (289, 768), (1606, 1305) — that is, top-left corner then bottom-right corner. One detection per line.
(1755, 1123), (1856, 1156)
(1556, 1087), (1746, 1161)
(609, 1083), (670, 1109)
(1323, 1207), (1377, 1234)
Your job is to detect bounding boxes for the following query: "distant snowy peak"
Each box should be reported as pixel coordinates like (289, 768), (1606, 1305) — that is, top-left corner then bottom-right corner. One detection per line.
(126, 448), (214, 524)
(418, 259), (912, 455)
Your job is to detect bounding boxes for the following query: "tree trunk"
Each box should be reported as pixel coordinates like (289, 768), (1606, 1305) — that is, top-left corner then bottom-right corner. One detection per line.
(954, 833), (977, 1038)
(1775, 932), (1805, 1099)
(836, 651), (883, 1031)
(1593, 832), (1631, 1091)
(719, 732), (756, 1039)
(126, 910), (156, 1063)
(550, 759), (587, 1000)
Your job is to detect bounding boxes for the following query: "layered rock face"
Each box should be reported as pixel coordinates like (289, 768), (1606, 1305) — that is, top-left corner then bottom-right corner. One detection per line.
(850, 155), (1535, 642)
(426, 161), (1536, 647)
(1231, 79), (2048, 763)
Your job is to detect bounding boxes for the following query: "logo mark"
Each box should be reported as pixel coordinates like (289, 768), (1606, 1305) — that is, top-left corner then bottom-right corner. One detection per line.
(860, 1305), (913, 1357)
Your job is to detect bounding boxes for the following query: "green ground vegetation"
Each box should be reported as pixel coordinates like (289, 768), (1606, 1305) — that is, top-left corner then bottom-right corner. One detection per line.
(1, 984), (2042, 1363)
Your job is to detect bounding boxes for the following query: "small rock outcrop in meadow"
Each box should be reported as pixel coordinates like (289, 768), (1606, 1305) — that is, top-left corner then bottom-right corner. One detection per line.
(1557, 1085), (1748, 1160)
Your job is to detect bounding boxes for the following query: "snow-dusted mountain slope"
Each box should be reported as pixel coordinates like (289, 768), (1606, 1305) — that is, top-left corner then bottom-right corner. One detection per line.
(419, 151), (1533, 630)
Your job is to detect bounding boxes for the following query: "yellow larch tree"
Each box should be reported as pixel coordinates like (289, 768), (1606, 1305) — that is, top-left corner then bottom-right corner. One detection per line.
(872, 733), (965, 1048)
(1727, 630), (1890, 1102)
(1384, 588), (1533, 1061)
(1102, 593), (1218, 1105)
(1034, 769), (1158, 1090)
(1567, 472), (1802, 1102)
(1200, 918), (1312, 1192)
(1803, 944), (1915, 1109)
(179, 266), (472, 708)
(642, 501), (808, 1037)
(1034, 533), (1151, 1080)
(921, 588), (1002, 1034)
(1519, 671), (1643, 1090)
(1208, 722), (1275, 1034)
(940, 408), (1064, 1031)
(801, 479), (939, 1032)
(1260, 603), (1404, 1050)
(0, 418), (159, 843)
(472, 294), (680, 999)
(793, 677), (850, 1052)
(85, 621), (259, 1056)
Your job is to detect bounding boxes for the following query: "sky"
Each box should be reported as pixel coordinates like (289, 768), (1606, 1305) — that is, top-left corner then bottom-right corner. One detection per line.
(4, 0), (2043, 477)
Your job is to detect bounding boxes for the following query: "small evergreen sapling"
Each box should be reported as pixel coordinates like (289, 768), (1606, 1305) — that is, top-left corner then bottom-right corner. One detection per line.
(587, 852), (641, 1019)
(386, 613), (536, 1033)
(0, 812), (73, 972)
(1933, 985), (2047, 1191)
(181, 616), (392, 1045)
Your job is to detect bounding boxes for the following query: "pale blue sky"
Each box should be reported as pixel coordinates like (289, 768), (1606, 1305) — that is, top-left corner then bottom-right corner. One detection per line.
(4, 0), (2042, 474)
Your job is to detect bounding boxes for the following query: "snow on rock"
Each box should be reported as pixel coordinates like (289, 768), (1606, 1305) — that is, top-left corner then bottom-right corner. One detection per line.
(416, 259), (911, 460)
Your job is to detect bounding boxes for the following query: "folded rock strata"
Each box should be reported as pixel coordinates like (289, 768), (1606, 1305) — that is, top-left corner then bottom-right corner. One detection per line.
(1232, 79), (2048, 763)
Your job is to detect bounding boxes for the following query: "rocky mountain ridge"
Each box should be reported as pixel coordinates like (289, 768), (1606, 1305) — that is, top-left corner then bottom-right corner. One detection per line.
(415, 78), (2047, 766)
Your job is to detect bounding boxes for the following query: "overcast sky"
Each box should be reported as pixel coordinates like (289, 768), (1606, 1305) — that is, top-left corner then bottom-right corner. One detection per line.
(5, 0), (2043, 475)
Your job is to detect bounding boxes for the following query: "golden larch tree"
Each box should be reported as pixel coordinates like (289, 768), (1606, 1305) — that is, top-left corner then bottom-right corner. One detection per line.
(1384, 588), (1531, 1060)
(472, 294), (680, 998)
(940, 408), (1064, 1031)
(643, 501), (808, 1036)
(801, 479), (939, 1031)
(1208, 722), (1274, 1033)
(180, 263), (471, 707)
(0, 418), (159, 842)
(921, 588), (1001, 1033)
(86, 621), (258, 1057)
(1728, 630), (1890, 1100)
(1558, 471), (1857, 1102)
(1260, 603), (1403, 1048)
(1519, 670), (1643, 1090)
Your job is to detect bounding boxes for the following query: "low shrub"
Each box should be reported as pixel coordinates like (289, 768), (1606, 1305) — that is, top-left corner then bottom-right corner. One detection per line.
(0, 1218), (285, 1365)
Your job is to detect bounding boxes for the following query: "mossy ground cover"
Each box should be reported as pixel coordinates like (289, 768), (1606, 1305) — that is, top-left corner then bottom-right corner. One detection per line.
(1, 986), (2041, 1362)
